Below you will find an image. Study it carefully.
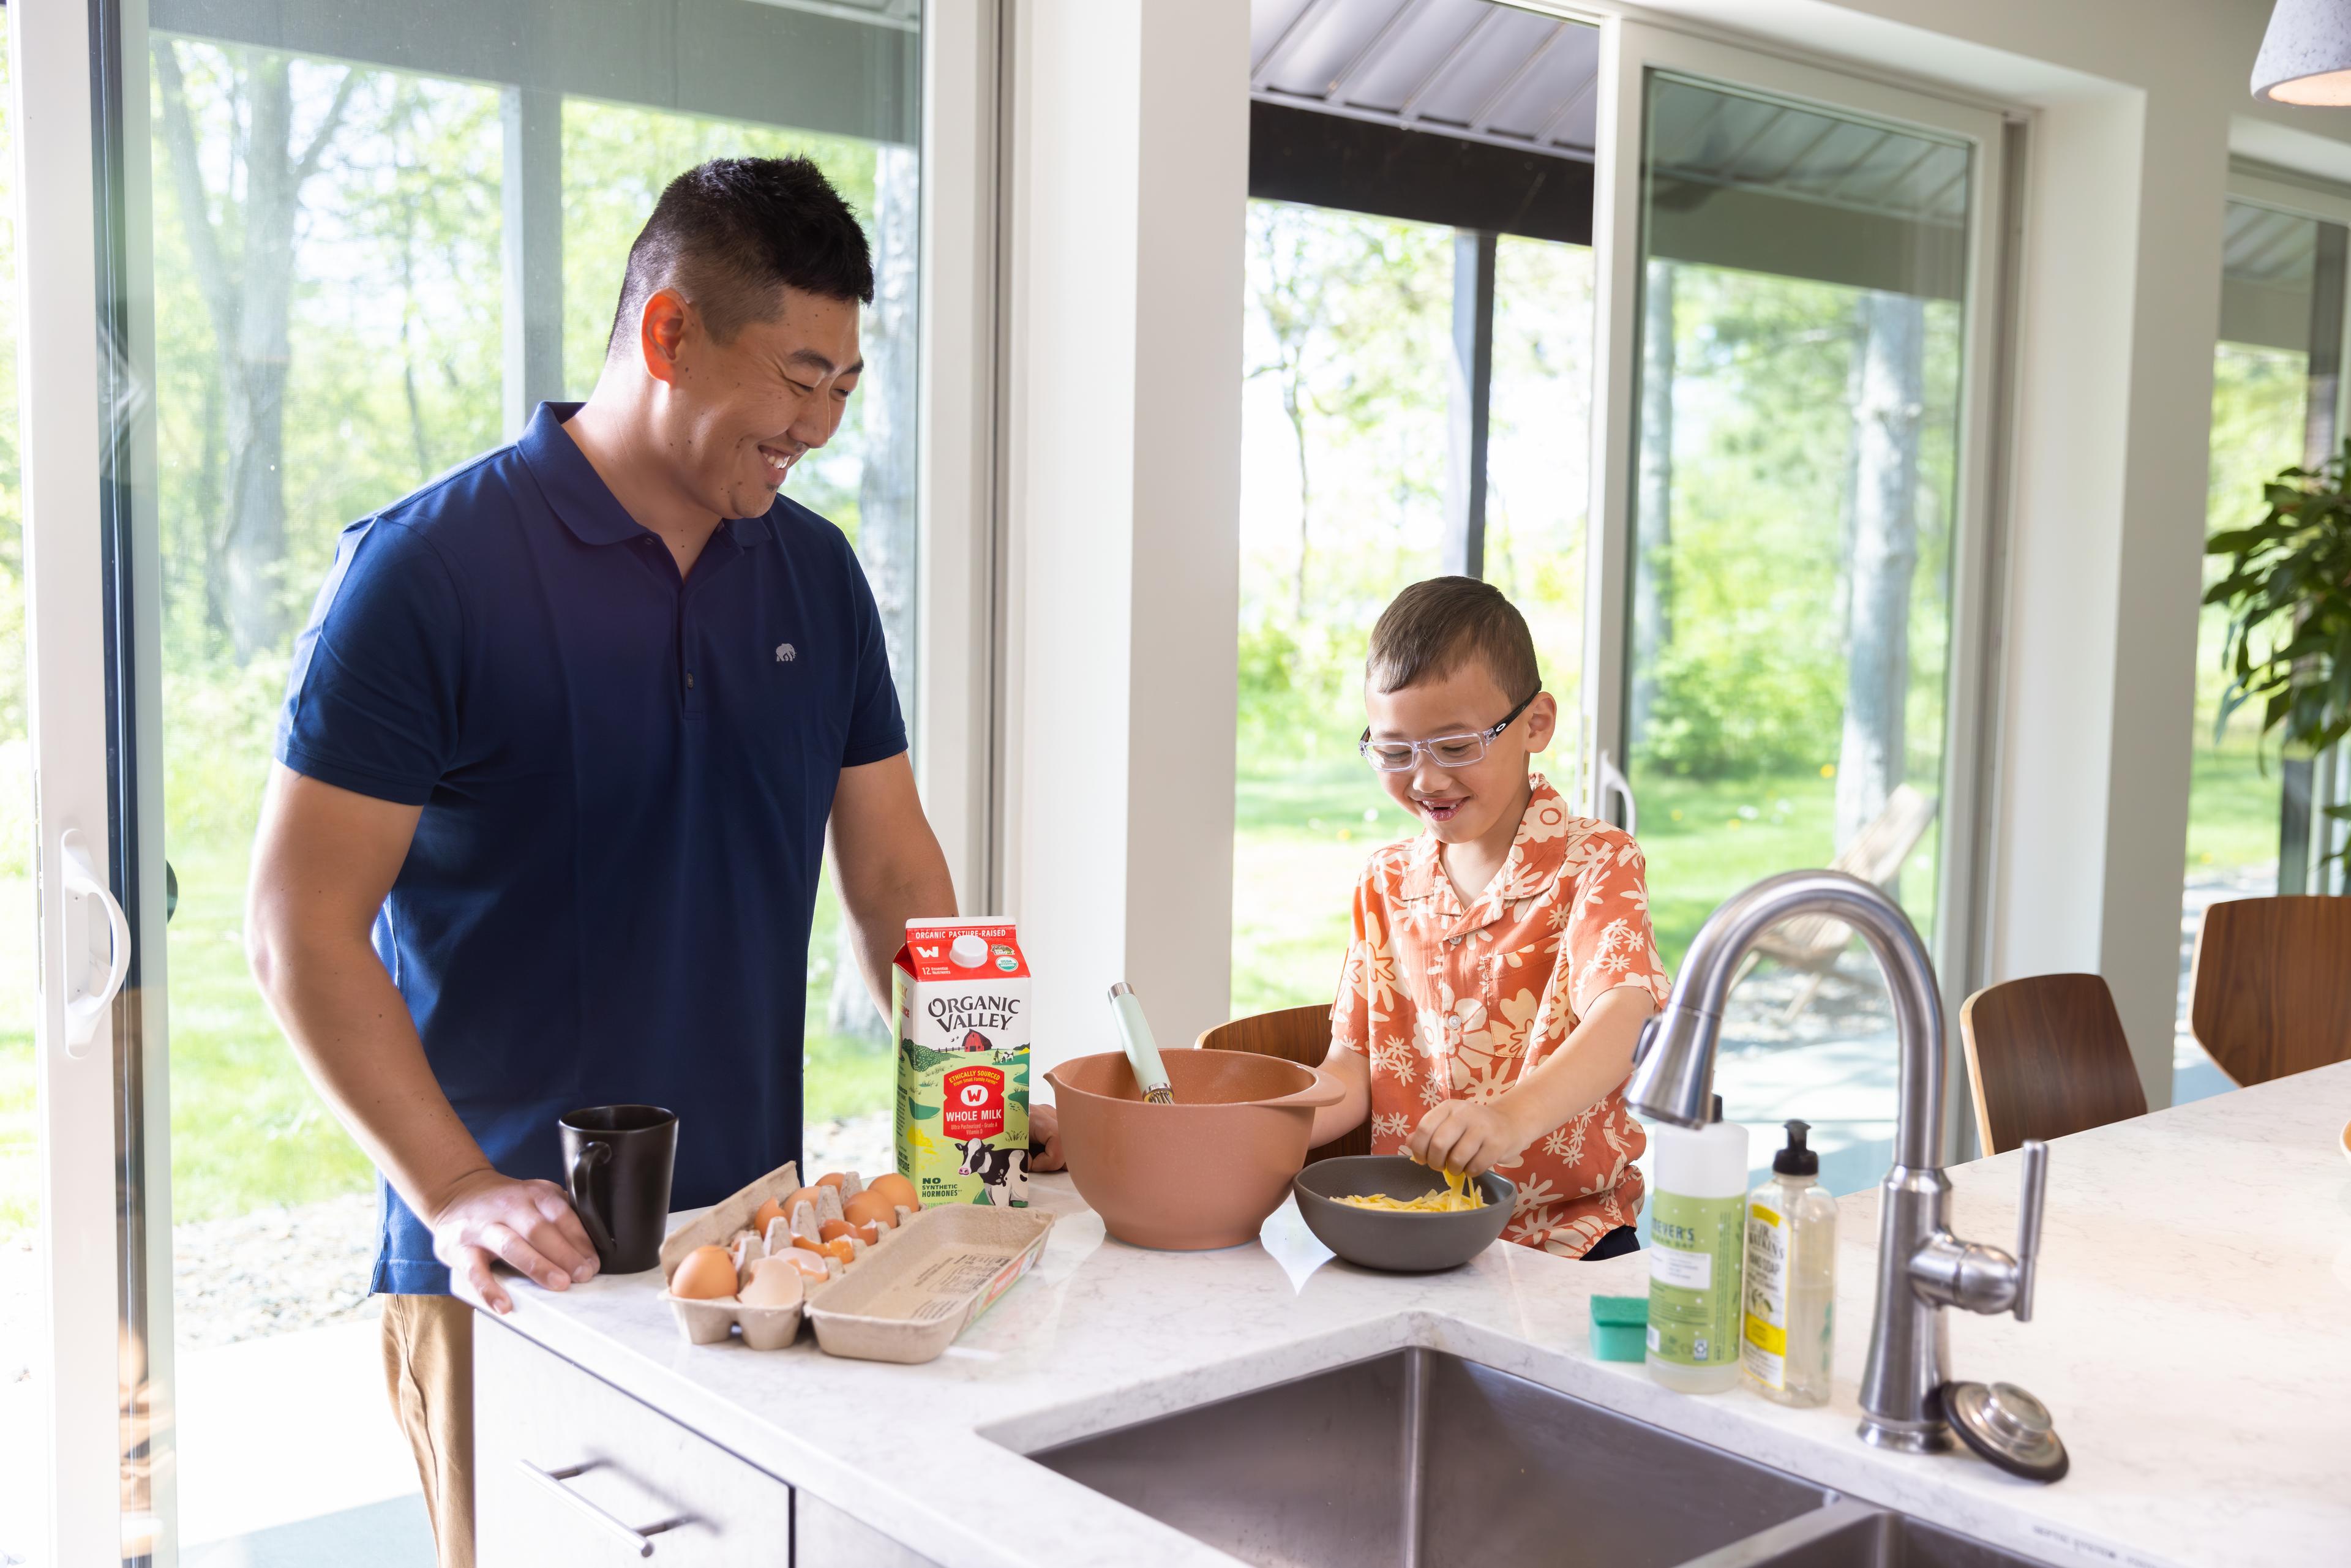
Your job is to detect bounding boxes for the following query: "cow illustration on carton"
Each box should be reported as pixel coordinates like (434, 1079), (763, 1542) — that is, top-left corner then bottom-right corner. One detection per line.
(893, 919), (1030, 1208)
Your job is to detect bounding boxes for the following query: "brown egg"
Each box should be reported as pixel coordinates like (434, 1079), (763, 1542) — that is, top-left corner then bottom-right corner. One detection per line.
(752, 1198), (786, 1236)
(816, 1171), (851, 1191)
(866, 1172), (919, 1213)
(818, 1218), (858, 1244)
(669, 1245), (739, 1301)
(784, 1186), (827, 1219)
(843, 1190), (899, 1231)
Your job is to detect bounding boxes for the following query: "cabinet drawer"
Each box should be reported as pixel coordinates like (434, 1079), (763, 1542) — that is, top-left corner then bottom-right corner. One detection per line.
(474, 1317), (792, 1566)
(796, 1491), (943, 1568)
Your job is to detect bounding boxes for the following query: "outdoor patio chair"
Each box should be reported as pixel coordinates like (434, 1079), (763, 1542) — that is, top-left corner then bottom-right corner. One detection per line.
(1730, 784), (1940, 1024)
(1959, 973), (2148, 1155)
(2189, 895), (2351, 1085)
(1199, 1004), (1370, 1162)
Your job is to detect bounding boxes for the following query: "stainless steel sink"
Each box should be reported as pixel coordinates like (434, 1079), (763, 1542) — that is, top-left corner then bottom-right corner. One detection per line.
(1025, 1349), (2051, 1568)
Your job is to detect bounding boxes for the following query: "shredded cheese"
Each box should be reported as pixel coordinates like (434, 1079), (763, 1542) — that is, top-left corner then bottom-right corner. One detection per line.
(1333, 1166), (1485, 1213)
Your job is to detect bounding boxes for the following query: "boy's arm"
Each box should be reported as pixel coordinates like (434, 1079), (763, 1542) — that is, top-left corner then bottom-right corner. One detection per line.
(1407, 986), (1654, 1176)
(1310, 1045), (1371, 1146)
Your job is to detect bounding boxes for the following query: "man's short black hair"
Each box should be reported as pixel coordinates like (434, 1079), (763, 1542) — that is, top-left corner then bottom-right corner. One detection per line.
(605, 156), (874, 358)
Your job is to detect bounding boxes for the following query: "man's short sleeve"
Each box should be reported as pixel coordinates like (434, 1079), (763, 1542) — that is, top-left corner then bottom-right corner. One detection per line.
(275, 518), (465, 806)
(838, 539), (909, 768)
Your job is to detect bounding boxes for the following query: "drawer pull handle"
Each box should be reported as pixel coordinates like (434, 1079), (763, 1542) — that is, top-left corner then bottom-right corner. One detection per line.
(519, 1459), (684, 1558)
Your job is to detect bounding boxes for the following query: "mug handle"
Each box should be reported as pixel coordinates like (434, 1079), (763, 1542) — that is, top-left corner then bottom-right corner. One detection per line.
(568, 1141), (618, 1262)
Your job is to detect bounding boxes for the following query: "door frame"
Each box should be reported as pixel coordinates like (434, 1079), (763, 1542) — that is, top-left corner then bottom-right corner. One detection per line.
(1582, 19), (2013, 1062)
(12, 0), (152, 1559)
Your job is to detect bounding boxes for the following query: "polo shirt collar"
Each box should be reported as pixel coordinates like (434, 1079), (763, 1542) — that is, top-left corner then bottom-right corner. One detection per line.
(519, 402), (774, 550)
(1398, 773), (1575, 937)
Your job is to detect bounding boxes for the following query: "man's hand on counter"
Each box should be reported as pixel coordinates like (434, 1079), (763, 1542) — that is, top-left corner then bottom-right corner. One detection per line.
(429, 1166), (601, 1313)
(1027, 1103), (1065, 1172)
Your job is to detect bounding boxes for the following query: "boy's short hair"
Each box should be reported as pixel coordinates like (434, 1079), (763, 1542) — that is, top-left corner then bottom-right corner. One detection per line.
(1367, 576), (1542, 702)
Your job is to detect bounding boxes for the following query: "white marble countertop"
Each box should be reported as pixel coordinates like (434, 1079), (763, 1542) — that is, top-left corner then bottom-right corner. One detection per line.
(467, 1061), (2351, 1568)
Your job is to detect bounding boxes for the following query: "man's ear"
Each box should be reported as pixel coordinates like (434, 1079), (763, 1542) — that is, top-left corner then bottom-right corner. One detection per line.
(639, 288), (693, 386)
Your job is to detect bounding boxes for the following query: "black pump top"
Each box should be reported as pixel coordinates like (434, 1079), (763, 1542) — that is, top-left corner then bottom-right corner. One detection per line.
(1773, 1119), (1818, 1177)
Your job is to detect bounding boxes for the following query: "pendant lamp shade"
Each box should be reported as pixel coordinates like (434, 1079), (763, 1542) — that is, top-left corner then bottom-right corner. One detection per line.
(2255, 0), (2351, 104)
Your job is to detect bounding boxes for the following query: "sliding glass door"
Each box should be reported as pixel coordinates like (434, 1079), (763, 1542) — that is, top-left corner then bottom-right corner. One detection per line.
(2178, 172), (2351, 1100)
(1587, 27), (2006, 1184)
(21, 1), (924, 1561)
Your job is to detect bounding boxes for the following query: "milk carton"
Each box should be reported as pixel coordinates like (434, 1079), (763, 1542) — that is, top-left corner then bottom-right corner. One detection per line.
(893, 918), (1031, 1209)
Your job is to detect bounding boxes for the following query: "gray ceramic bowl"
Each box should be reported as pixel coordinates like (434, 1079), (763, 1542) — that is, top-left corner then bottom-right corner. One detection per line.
(1292, 1156), (1515, 1272)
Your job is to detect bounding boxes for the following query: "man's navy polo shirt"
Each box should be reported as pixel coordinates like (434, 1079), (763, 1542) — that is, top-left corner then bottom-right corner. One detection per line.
(276, 402), (907, 1294)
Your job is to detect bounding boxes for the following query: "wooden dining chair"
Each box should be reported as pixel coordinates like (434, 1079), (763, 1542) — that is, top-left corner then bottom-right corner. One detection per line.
(1957, 973), (2148, 1156)
(2189, 896), (2351, 1086)
(1198, 1003), (1370, 1162)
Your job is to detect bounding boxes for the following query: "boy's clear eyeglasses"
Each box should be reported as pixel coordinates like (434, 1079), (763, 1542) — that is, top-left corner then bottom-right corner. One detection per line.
(1358, 693), (1536, 772)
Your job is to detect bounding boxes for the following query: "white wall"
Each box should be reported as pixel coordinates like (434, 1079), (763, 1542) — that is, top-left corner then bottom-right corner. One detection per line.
(1000, 0), (1250, 1076)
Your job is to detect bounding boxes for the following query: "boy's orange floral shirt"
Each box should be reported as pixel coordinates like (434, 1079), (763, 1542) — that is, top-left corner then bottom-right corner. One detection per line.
(1330, 774), (1671, 1258)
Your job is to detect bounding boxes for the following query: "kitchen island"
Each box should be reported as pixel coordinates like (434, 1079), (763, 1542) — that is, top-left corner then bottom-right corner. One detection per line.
(460, 1061), (2351, 1567)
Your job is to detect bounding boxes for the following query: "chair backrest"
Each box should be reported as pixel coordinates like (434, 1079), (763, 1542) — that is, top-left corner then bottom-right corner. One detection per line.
(1829, 784), (1939, 883)
(1198, 1003), (1370, 1163)
(1763, 787), (1941, 961)
(2190, 896), (2351, 1086)
(1959, 973), (2148, 1155)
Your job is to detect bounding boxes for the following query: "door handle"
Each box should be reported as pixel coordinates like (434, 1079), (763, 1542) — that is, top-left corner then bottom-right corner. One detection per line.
(58, 827), (132, 1057)
(1596, 749), (1638, 836)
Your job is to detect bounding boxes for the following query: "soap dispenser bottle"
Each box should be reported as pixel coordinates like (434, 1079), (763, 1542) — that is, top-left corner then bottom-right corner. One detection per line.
(1742, 1119), (1837, 1407)
(1646, 1093), (1748, 1394)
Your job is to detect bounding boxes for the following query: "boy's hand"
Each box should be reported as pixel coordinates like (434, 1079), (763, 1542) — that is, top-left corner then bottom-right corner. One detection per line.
(1408, 1096), (1532, 1179)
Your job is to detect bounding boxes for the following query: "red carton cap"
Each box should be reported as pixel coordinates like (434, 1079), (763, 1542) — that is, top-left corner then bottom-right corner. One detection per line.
(896, 918), (1028, 981)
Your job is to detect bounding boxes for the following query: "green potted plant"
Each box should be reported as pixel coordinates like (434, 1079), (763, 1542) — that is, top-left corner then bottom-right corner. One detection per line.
(2206, 440), (2351, 872)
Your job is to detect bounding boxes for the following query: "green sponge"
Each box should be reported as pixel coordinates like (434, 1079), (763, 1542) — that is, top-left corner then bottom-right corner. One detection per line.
(1589, 1295), (1649, 1362)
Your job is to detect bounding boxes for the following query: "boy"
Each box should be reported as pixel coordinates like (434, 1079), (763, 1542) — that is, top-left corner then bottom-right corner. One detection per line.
(1310, 577), (1670, 1260)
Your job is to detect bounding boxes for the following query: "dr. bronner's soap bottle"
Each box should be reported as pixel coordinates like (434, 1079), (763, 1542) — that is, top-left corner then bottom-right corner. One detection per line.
(1742, 1120), (1837, 1407)
(1646, 1095), (1748, 1394)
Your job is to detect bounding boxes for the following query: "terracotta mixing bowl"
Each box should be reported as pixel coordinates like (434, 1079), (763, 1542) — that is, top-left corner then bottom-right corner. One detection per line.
(1046, 1049), (1343, 1250)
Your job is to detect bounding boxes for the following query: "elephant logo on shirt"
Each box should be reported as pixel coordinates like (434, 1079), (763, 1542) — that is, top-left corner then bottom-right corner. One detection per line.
(776, 643), (796, 662)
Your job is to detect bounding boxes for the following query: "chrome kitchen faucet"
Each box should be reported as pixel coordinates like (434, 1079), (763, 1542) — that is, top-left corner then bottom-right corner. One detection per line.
(1627, 869), (2052, 1457)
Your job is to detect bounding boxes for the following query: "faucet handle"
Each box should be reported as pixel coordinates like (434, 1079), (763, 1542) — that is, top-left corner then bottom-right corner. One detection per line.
(2011, 1139), (2047, 1322)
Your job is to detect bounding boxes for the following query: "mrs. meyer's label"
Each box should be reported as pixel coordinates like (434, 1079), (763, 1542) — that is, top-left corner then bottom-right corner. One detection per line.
(1645, 1190), (1744, 1367)
(893, 919), (1030, 1209)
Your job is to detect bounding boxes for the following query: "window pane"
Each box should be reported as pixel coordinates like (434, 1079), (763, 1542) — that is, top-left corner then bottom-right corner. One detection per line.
(1231, 200), (1452, 1016)
(125, 6), (921, 1556)
(1630, 75), (1969, 1191)
(2177, 198), (2325, 1103)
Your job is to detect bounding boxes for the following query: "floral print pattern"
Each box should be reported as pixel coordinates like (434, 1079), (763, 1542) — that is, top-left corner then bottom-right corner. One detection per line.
(1331, 775), (1671, 1258)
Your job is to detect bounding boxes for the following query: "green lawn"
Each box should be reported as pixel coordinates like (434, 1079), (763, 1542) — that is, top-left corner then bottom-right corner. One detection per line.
(2183, 732), (2285, 876)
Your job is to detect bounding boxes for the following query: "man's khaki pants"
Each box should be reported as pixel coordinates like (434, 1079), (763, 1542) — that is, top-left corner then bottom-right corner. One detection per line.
(381, 1294), (475, 1568)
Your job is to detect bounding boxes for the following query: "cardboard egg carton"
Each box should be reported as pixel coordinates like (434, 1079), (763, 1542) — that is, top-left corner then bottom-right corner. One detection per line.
(654, 1161), (920, 1351)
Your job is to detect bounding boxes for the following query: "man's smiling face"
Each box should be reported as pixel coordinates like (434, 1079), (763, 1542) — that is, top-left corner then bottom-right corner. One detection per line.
(659, 283), (863, 521)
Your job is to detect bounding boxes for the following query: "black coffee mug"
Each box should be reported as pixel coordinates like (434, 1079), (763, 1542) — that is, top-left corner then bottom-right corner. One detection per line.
(558, 1105), (678, 1274)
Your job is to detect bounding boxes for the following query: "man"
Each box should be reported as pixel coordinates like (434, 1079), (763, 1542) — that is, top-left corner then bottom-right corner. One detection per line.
(246, 157), (1054, 1568)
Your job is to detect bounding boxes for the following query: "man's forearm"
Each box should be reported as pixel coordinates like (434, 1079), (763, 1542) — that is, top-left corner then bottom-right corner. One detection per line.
(252, 926), (490, 1225)
(839, 855), (957, 1020)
